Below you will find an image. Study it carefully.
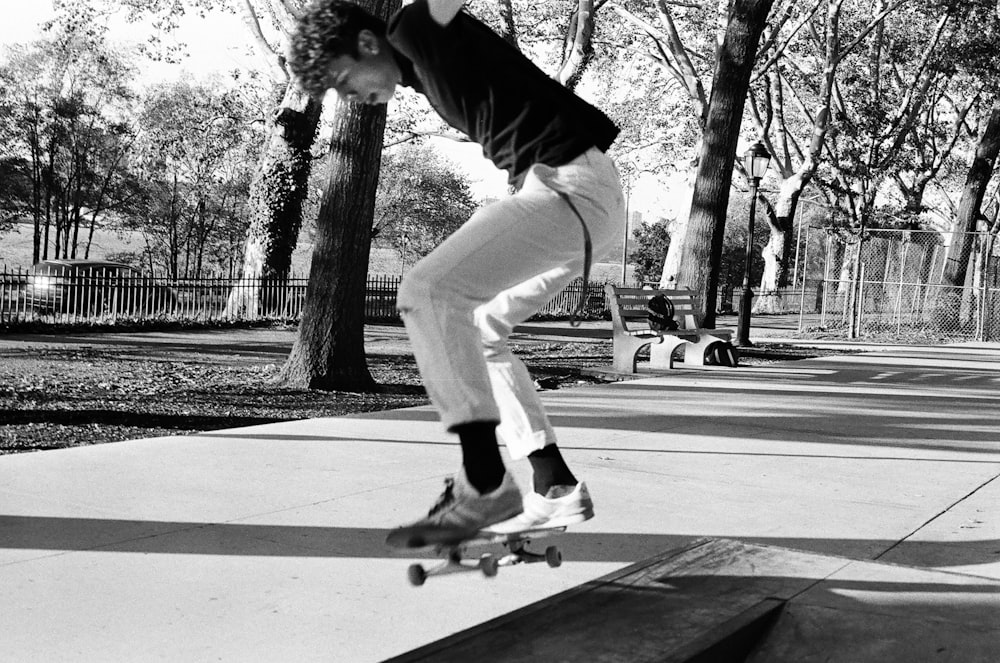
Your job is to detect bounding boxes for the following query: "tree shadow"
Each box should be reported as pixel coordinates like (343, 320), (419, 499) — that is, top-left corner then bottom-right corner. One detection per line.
(0, 409), (279, 430)
(2, 515), (999, 574)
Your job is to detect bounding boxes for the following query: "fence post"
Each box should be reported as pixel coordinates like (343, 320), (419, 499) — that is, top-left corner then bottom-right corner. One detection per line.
(979, 233), (996, 342)
(895, 241), (908, 335)
(821, 233), (831, 328)
(849, 258), (865, 340)
(796, 224), (810, 332)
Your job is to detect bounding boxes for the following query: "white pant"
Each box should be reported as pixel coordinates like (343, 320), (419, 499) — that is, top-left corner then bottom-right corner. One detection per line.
(396, 147), (625, 459)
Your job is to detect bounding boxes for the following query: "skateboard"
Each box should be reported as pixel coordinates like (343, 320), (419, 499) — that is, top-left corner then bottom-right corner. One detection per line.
(385, 524), (567, 586)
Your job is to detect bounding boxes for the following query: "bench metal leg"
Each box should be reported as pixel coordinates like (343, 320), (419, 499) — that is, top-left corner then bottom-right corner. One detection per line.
(613, 336), (657, 373)
(649, 337), (687, 369)
(682, 334), (736, 367)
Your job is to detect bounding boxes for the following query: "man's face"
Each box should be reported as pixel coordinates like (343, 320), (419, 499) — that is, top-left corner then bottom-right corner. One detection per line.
(326, 29), (400, 105)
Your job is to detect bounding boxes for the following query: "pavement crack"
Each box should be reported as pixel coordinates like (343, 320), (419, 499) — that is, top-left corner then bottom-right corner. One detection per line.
(873, 469), (1000, 562)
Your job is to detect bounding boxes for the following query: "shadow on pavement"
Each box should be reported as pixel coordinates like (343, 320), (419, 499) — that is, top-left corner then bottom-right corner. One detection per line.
(3, 514), (1000, 571)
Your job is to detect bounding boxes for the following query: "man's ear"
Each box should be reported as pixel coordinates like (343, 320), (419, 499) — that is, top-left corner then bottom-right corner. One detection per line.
(356, 29), (381, 56)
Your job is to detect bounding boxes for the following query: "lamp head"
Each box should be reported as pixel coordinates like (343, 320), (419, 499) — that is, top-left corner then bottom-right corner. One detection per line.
(744, 141), (771, 180)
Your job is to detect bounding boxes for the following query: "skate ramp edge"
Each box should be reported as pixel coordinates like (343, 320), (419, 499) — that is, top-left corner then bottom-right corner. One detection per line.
(384, 537), (1000, 663)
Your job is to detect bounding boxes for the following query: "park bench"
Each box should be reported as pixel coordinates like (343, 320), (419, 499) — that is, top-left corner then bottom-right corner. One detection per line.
(604, 284), (735, 372)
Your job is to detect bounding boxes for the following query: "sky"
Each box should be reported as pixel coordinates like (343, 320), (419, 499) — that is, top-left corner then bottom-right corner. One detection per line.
(0, 0), (260, 83)
(0, 2), (52, 44)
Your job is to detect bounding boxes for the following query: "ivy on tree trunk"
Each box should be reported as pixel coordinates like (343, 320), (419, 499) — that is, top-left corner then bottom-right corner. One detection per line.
(225, 84), (322, 317)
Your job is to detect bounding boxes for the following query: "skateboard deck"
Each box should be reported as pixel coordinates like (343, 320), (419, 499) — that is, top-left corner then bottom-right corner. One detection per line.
(386, 524), (567, 586)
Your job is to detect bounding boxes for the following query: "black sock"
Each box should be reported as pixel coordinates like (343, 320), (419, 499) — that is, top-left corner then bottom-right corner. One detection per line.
(528, 445), (577, 496)
(452, 421), (505, 494)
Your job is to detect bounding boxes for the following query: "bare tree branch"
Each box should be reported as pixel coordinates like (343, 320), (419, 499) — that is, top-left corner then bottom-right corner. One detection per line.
(384, 128), (472, 149)
(756, 2), (796, 56)
(655, 0), (708, 124)
(239, 0), (288, 82)
(750, 0), (822, 83)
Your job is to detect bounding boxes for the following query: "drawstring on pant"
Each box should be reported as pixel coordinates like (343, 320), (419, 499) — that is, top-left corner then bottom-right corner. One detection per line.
(558, 192), (592, 328)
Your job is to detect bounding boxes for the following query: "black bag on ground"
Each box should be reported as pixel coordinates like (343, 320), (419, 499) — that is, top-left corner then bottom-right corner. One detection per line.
(647, 294), (678, 331)
(704, 340), (739, 367)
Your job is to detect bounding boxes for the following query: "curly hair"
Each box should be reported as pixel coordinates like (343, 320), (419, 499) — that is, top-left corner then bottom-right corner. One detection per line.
(287, 1), (388, 98)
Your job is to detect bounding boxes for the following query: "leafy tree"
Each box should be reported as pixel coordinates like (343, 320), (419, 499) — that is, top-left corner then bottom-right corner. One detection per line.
(0, 157), (32, 231)
(931, 0), (1000, 327)
(744, 0), (933, 313)
(0, 34), (138, 263)
(131, 78), (263, 278)
(597, 0), (717, 277)
(371, 143), (477, 270)
(718, 189), (773, 304)
(628, 220), (670, 285)
(41, 0), (322, 306)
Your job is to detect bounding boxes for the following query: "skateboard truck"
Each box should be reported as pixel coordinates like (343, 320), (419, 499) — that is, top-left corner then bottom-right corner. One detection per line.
(407, 537), (563, 587)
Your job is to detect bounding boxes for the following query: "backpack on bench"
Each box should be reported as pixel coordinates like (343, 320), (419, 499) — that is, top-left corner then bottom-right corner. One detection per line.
(647, 293), (679, 331)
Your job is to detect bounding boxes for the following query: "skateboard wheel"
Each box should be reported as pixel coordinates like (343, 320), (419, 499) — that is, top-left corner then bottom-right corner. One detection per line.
(479, 554), (499, 578)
(545, 546), (562, 568)
(407, 564), (427, 586)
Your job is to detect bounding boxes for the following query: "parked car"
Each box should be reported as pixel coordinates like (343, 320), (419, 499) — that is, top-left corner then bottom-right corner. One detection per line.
(25, 260), (178, 316)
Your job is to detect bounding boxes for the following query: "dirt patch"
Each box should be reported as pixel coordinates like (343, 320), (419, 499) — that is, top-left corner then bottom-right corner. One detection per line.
(0, 334), (843, 455)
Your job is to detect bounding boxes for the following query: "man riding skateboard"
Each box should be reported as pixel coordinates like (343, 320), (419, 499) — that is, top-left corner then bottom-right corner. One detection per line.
(289, 0), (625, 540)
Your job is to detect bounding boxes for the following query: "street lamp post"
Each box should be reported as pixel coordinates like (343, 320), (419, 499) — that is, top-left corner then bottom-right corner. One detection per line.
(736, 141), (771, 347)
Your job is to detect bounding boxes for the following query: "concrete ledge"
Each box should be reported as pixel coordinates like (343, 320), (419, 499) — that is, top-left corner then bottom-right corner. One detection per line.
(386, 538), (1000, 663)
(384, 539), (818, 663)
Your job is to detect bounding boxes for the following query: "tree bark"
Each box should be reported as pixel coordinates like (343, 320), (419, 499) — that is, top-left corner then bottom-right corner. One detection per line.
(497, 0), (518, 47)
(937, 98), (1000, 328)
(225, 83), (321, 316)
(556, 0), (595, 90)
(674, 0), (774, 327)
(277, 100), (388, 390)
(753, 175), (799, 311)
(276, 0), (399, 390)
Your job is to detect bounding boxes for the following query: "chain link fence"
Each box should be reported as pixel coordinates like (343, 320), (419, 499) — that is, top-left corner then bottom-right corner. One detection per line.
(814, 229), (1000, 341)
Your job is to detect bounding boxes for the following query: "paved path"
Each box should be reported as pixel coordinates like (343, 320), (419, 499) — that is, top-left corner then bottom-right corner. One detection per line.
(1, 340), (999, 661)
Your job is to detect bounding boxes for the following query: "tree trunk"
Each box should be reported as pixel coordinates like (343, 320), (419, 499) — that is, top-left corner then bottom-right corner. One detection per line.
(753, 175), (800, 312)
(225, 83), (322, 317)
(659, 170), (695, 287)
(674, 0), (773, 327)
(937, 99), (1000, 329)
(277, 99), (387, 391)
(497, 0), (518, 47)
(901, 173), (930, 216)
(29, 116), (43, 264)
(556, 0), (595, 90)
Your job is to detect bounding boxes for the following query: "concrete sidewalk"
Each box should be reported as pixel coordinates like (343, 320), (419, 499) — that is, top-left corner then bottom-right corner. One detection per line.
(2, 342), (1000, 661)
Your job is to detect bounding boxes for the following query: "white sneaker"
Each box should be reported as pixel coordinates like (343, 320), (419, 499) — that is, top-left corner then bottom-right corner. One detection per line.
(486, 482), (594, 534)
(396, 470), (524, 533)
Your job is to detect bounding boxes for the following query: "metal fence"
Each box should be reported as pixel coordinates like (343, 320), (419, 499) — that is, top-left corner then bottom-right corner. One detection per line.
(811, 228), (999, 340)
(720, 284), (824, 315)
(714, 226), (999, 341)
(0, 268), (611, 325)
